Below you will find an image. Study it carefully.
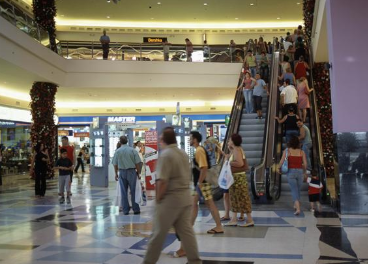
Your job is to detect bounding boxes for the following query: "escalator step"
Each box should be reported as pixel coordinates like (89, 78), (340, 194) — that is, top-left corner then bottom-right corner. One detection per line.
(241, 143), (263, 151)
(239, 124), (265, 131)
(240, 119), (266, 125)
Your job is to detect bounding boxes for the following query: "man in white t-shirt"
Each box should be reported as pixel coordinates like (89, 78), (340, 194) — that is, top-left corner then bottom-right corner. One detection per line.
(280, 79), (298, 116)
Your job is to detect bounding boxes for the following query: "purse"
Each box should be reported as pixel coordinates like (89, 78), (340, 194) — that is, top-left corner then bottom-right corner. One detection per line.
(281, 148), (289, 174)
(231, 149), (249, 173)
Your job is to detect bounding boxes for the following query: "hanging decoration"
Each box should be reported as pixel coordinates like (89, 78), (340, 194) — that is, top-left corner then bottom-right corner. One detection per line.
(303, 0), (316, 43)
(312, 63), (334, 178)
(32, 0), (57, 53)
(30, 82), (58, 179)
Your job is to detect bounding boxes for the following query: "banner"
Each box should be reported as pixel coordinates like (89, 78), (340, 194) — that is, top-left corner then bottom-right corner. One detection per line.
(58, 130), (72, 136)
(144, 131), (158, 190)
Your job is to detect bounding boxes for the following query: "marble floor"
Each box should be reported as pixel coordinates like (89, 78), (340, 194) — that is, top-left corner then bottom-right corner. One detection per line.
(0, 173), (367, 264)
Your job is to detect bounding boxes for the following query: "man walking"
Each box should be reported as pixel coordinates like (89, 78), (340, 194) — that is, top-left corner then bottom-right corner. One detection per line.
(142, 127), (202, 264)
(60, 136), (75, 193)
(112, 136), (141, 215)
(100, 30), (110, 60)
(280, 79), (298, 116)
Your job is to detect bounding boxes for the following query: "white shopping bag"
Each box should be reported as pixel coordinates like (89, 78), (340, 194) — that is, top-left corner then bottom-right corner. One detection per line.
(135, 179), (142, 204)
(114, 180), (122, 207)
(218, 161), (234, 189)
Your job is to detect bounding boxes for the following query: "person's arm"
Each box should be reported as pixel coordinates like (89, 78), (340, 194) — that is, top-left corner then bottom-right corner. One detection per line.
(197, 148), (208, 185)
(306, 81), (314, 93)
(112, 152), (119, 181)
(299, 127), (306, 141)
(114, 165), (119, 181)
(42, 152), (49, 162)
(133, 149), (142, 178)
(156, 179), (168, 203)
(293, 75), (296, 86)
(275, 115), (287, 124)
(280, 93), (285, 105)
(278, 74), (284, 80)
(302, 150), (307, 180)
(304, 62), (309, 69)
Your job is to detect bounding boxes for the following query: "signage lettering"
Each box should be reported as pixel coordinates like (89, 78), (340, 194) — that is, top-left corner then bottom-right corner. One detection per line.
(74, 132), (90, 138)
(107, 117), (136, 123)
(143, 37), (168, 43)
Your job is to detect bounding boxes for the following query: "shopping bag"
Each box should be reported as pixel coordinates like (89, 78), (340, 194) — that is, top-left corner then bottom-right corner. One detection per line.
(114, 180), (122, 207)
(206, 164), (220, 187)
(135, 179), (142, 204)
(218, 161), (234, 189)
(281, 148), (289, 174)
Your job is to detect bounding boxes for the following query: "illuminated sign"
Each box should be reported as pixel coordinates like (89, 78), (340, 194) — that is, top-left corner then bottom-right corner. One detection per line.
(0, 121), (15, 126)
(74, 132), (90, 137)
(143, 37), (168, 43)
(107, 117), (135, 123)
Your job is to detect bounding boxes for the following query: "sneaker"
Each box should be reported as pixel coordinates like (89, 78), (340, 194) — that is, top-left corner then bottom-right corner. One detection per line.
(66, 197), (71, 204)
(59, 197), (65, 204)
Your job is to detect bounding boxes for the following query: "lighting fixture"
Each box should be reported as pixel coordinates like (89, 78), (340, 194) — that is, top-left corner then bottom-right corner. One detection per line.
(297, 2), (301, 4)
(157, 2), (161, 4)
(235, 18), (239, 20)
(203, 3), (208, 5)
(250, 3), (254, 6)
(107, 16), (110, 18)
(277, 17), (281, 19)
(107, 0), (110, 2)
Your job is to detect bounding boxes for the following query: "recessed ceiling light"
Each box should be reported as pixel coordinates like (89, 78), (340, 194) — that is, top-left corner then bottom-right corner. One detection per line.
(107, 0), (110, 2)
(151, 18), (154, 20)
(297, 2), (301, 4)
(157, 1), (161, 4)
(277, 17), (281, 19)
(107, 16), (110, 18)
(60, 14), (65, 17)
(203, 3), (208, 5)
(235, 18), (239, 20)
(250, 3), (254, 5)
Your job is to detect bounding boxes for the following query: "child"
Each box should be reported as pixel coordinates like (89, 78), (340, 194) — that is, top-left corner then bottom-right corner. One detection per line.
(307, 170), (323, 212)
(55, 149), (73, 204)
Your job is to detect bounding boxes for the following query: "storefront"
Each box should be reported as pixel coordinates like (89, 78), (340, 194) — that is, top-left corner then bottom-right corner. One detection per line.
(0, 106), (32, 176)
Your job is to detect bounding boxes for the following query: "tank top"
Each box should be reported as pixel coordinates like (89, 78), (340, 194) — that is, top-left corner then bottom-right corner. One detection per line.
(230, 148), (246, 174)
(295, 62), (307, 79)
(246, 56), (256, 67)
(285, 115), (298, 131)
(243, 78), (253, 90)
(288, 149), (303, 169)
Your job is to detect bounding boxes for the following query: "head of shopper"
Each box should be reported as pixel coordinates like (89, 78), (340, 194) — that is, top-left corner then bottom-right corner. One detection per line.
(116, 142), (122, 150)
(288, 107), (295, 114)
(61, 136), (69, 146)
(119, 136), (128, 145)
(288, 135), (301, 149)
(34, 143), (44, 154)
(245, 71), (251, 79)
(185, 38), (190, 44)
(103, 30), (107, 36)
(190, 131), (202, 147)
(299, 56), (305, 62)
(299, 76), (307, 83)
(159, 127), (177, 149)
(136, 141), (142, 148)
(255, 73), (261, 80)
(228, 134), (242, 150)
(296, 119), (304, 128)
(261, 51), (266, 58)
(286, 67), (292, 73)
(60, 148), (68, 159)
(247, 49), (253, 56)
(285, 79), (291, 86)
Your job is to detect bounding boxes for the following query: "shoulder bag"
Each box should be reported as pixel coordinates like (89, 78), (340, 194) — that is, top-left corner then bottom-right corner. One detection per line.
(281, 148), (289, 174)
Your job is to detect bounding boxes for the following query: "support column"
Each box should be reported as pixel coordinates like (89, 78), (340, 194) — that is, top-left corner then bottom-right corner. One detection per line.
(326, 0), (368, 214)
(30, 82), (58, 179)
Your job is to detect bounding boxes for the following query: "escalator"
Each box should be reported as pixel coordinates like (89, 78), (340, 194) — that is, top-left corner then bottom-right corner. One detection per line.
(267, 45), (327, 204)
(223, 51), (279, 202)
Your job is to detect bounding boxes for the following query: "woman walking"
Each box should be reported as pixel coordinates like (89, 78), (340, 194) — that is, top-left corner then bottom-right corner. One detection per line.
(224, 134), (254, 227)
(239, 71), (256, 114)
(275, 107), (300, 144)
(74, 148), (85, 173)
(297, 77), (314, 122)
(30, 143), (49, 198)
(278, 136), (307, 215)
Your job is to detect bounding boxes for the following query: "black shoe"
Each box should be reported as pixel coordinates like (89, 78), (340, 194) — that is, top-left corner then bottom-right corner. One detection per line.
(123, 212), (129, 215)
(134, 211), (141, 215)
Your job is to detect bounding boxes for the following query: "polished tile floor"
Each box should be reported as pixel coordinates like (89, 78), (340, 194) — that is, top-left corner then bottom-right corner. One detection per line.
(0, 173), (367, 264)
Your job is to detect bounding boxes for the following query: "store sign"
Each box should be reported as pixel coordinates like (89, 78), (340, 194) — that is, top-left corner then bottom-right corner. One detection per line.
(74, 132), (90, 138)
(107, 116), (135, 123)
(145, 131), (158, 190)
(0, 121), (16, 126)
(58, 130), (73, 136)
(143, 37), (167, 43)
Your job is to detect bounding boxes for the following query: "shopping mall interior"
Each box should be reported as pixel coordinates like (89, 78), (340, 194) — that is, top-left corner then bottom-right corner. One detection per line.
(0, 0), (367, 263)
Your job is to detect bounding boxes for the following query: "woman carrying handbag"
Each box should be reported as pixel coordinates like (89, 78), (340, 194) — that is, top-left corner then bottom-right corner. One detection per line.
(224, 134), (254, 227)
(278, 136), (307, 215)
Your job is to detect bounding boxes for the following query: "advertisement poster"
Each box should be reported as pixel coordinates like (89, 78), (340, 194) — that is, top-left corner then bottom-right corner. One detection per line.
(144, 131), (158, 190)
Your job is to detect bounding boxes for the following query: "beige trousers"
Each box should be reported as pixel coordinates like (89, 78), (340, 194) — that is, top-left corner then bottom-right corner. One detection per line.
(142, 203), (202, 264)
